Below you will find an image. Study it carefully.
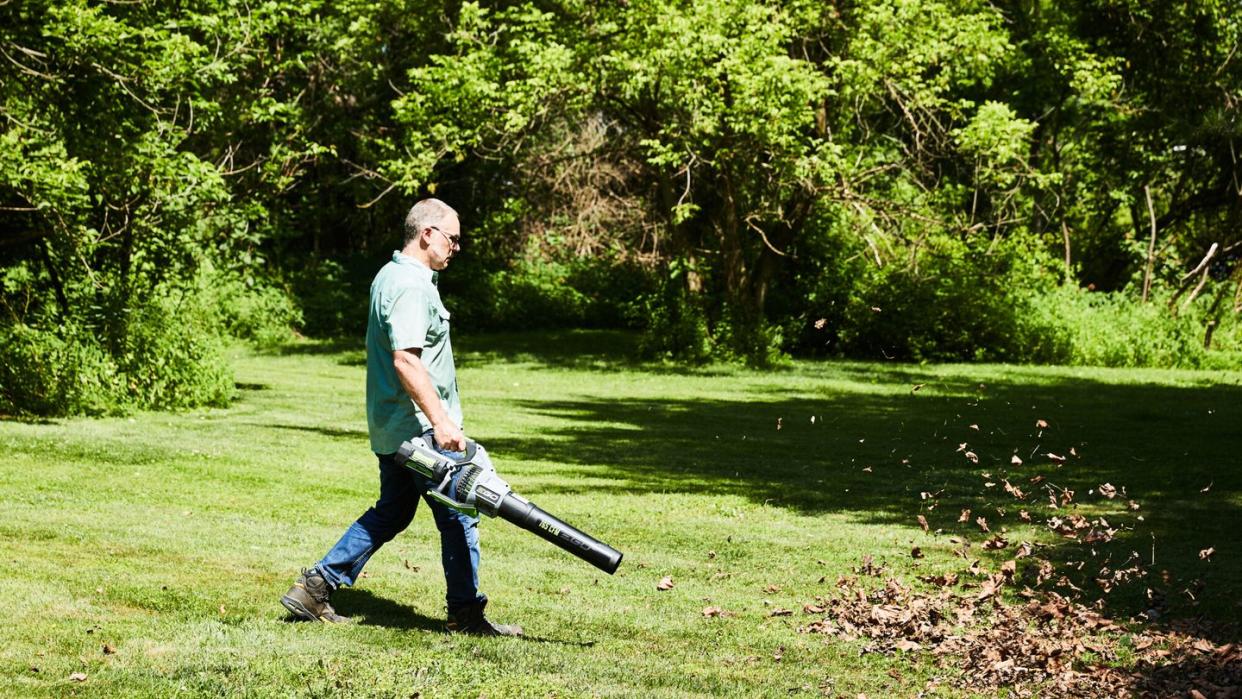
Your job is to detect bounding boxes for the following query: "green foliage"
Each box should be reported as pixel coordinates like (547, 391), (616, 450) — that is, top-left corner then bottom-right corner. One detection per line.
(635, 272), (714, 364)
(0, 323), (124, 417)
(3, 0), (1240, 403)
(450, 258), (653, 332)
(112, 290), (235, 411)
(829, 238), (1044, 363)
(1022, 287), (1219, 369)
(287, 258), (369, 339)
(0, 283), (240, 417)
(193, 269), (303, 349)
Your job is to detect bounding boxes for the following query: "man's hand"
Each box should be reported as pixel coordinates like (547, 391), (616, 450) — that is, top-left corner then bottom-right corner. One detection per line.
(433, 421), (466, 453)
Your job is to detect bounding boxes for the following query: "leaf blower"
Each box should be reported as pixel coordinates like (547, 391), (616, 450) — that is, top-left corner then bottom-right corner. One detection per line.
(394, 437), (623, 575)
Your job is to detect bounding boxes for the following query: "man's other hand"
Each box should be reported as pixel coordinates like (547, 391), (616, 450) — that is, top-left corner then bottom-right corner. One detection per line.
(434, 421), (466, 452)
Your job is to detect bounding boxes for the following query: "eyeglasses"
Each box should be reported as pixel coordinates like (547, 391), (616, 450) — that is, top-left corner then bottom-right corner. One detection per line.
(428, 226), (461, 248)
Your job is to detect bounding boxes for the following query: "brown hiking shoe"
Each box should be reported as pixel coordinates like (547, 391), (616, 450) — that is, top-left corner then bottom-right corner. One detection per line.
(281, 568), (351, 624)
(446, 600), (523, 637)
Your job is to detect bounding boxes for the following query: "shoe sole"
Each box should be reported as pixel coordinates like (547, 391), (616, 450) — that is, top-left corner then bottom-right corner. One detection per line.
(281, 595), (339, 623)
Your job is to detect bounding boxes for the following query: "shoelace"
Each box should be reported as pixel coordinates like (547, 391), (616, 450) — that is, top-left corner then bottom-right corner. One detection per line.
(301, 569), (332, 603)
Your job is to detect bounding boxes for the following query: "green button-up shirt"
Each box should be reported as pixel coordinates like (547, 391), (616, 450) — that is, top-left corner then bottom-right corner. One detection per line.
(366, 251), (462, 454)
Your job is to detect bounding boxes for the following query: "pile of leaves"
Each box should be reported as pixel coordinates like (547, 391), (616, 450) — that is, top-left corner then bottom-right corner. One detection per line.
(797, 559), (1240, 697)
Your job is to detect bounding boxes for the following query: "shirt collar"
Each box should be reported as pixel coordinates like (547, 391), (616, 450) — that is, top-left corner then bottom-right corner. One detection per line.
(392, 251), (438, 285)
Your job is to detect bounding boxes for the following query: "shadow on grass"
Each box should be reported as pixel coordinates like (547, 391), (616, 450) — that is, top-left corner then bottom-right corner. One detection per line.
(332, 588), (443, 632)
(481, 373), (1241, 640)
(265, 422), (369, 440)
(333, 589), (596, 646)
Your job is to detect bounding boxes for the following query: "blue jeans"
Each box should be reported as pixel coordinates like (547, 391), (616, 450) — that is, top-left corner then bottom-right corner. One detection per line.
(314, 431), (485, 612)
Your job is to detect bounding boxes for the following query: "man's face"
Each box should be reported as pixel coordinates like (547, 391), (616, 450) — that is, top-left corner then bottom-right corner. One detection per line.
(425, 216), (461, 271)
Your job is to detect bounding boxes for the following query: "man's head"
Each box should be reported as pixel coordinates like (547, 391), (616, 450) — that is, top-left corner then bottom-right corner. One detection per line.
(402, 198), (461, 271)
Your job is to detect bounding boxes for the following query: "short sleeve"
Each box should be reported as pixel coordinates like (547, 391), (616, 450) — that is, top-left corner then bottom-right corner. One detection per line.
(386, 284), (429, 350)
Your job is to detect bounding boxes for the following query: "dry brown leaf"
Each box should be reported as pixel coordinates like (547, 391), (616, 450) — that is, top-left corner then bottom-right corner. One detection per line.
(982, 535), (1009, 551)
(1036, 419), (1049, 429)
(1192, 639), (1215, 653)
(764, 583), (782, 594)
(102, 643), (116, 655)
(69, 673), (87, 682)
(702, 606), (723, 617)
(1199, 547), (1215, 560)
(1010, 455), (1023, 465)
(917, 515), (929, 532)
(1046, 453), (1066, 463)
(656, 576), (675, 591)
(965, 451), (979, 463)
(769, 608), (793, 617)
(1003, 480), (1026, 500)
(895, 639), (921, 652)
(959, 508), (971, 523)
(911, 546), (924, 559)
(1098, 483), (1117, 499)
(976, 516), (990, 533)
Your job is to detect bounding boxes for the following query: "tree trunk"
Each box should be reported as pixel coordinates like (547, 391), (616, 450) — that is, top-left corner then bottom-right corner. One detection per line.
(38, 239), (70, 319)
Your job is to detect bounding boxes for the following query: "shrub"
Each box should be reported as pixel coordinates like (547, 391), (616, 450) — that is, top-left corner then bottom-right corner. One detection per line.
(0, 323), (126, 417)
(634, 277), (714, 363)
(114, 291), (235, 410)
(1019, 286), (1214, 369)
(288, 257), (371, 338)
(447, 258), (654, 332)
(196, 269), (303, 348)
(830, 241), (1044, 363)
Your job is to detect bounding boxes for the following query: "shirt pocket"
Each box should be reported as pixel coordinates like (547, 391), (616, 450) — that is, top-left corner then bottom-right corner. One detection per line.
(426, 305), (451, 344)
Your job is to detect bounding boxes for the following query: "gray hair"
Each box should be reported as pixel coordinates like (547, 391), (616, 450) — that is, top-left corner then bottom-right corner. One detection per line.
(403, 198), (458, 247)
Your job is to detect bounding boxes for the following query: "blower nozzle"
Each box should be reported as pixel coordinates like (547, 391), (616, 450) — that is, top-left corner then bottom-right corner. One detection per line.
(394, 438), (623, 575)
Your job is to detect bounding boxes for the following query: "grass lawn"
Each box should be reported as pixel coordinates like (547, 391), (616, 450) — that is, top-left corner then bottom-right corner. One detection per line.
(2, 330), (1239, 697)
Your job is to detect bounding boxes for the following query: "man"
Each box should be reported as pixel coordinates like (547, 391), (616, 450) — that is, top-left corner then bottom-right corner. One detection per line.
(280, 198), (521, 636)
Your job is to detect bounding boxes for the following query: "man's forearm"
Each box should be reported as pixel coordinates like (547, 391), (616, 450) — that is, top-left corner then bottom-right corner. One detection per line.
(393, 349), (453, 428)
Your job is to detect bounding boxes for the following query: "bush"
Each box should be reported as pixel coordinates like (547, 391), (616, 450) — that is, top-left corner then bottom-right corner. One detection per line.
(0, 286), (235, 417)
(288, 256), (371, 338)
(448, 258), (654, 332)
(1019, 286), (1214, 369)
(634, 276), (714, 363)
(0, 323), (126, 417)
(196, 269), (303, 348)
(829, 240), (1044, 363)
(115, 291), (236, 410)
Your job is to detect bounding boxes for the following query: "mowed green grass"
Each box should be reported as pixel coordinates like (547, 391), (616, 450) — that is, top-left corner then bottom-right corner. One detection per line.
(2, 331), (1239, 698)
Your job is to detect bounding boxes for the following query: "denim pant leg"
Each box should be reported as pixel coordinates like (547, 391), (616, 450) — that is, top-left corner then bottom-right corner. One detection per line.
(416, 431), (486, 612)
(315, 453), (422, 588)
(315, 432), (485, 612)
(424, 487), (486, 611)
